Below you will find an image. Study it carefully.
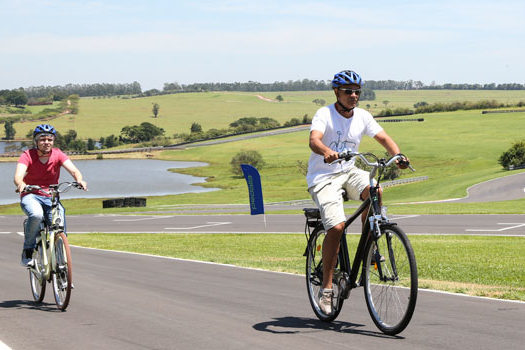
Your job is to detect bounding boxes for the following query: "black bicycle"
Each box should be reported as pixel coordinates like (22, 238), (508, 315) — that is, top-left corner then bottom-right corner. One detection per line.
(304, 152), (418, 335)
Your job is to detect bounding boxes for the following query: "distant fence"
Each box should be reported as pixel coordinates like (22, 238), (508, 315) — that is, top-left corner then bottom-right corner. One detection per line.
(482, 110), (525, 114)
(382, 176), (428, 188)
(377, 118), (424, 123)
(507, 164), (525, 170)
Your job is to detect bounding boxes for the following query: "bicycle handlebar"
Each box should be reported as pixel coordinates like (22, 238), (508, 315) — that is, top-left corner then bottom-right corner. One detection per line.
(330, 152), (415, 172)
(18, 182), (84, 194)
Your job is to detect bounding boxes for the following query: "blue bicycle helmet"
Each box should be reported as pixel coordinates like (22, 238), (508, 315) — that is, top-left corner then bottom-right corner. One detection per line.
(33, 124), (56, 138)
(331, 70), (362, 88)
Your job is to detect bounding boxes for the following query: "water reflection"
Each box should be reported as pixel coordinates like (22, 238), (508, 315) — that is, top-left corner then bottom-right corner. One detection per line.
(0, 158), (217, 205)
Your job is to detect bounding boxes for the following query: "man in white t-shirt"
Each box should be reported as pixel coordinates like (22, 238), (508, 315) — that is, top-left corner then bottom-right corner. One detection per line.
(306, 70), (408, 315)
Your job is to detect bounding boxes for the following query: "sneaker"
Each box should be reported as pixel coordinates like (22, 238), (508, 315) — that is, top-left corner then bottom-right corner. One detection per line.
(319, 288), (333, 314)
(20, 249), (34, 267)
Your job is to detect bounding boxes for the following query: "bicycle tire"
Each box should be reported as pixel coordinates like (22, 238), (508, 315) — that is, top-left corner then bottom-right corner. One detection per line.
(29, 239), (46, 303)
(305, 227), (344, 322)
(52, 231), (72, 311)
(363, 224), (418, 335)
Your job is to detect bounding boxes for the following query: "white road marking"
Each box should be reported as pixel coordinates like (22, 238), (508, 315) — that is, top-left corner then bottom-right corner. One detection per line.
(114, 216), (173, 222)
(16, 232), (24, 237)
(0, 340), (13, 350)
(390, 214), (420, 220)
(165, 222), (232, 230)
(466, 223), (525, 232)
(0, 232), (11, 234)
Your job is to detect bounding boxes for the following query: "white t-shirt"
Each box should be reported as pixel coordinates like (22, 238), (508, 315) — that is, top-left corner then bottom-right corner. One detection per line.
(306, 104), (383, 188)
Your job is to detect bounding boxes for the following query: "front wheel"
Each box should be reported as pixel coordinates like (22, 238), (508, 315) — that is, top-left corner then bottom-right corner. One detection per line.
(52, 232), (72, 311)
(305, 227), (344, 322)
(363, 225), (417, 335)
(29, 240), (46, 303)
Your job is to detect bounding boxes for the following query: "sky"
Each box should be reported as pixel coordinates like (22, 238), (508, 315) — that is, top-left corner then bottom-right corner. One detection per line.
(1, 0), (524, 91)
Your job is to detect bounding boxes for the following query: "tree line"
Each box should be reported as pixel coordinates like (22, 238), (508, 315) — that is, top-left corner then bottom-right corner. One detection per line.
(22, 82), (142, 99)
(5, 79), (525, 102)
(363, 80), (525, 90)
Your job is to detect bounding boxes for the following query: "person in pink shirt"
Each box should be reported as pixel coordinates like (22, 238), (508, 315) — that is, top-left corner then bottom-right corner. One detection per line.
(13, 124), (87, 266)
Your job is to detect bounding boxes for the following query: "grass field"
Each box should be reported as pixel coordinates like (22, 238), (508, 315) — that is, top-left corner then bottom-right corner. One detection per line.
(1, 108), (524, 215)
(68, 233), (525, 301)
(8, 89), (525, 140)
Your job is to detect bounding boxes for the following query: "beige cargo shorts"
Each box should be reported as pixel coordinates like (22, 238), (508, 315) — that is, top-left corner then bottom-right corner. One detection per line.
(308, 167), (372, 230)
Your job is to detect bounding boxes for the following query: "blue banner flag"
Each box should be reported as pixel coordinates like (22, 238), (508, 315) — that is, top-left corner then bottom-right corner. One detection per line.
(241, 164), (264, 215)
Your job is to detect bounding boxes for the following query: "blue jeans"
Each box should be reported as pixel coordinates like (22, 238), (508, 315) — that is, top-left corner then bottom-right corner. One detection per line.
(20, 194), (65, 250)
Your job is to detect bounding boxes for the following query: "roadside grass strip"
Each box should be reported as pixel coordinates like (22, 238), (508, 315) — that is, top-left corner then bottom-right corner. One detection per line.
(68, 233), (525, 302)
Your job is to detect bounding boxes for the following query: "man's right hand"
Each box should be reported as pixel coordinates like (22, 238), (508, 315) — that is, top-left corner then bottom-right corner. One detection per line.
(323, 150), (339, 164)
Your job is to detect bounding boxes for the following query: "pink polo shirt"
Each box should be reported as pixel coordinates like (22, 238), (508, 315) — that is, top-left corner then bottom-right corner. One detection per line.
(18, 148), (69, 197)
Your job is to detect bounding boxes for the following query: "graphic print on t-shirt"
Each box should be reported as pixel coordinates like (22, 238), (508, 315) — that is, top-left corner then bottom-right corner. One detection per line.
(328, 131), (357, 153)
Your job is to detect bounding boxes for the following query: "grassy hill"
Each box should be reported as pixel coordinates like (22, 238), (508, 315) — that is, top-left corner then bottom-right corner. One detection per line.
(7, 89), (525, 140)
(149, 108), (525, 213)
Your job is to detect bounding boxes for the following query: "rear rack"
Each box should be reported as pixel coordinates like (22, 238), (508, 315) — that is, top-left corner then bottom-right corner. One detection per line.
(303, 208), (321, 252)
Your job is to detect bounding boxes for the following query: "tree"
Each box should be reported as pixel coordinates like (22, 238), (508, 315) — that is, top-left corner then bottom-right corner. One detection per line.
(87, 138), (95, 150)
(230, 150), (265, 176)
(64, 130), (78, 146)
(275, 95), (284, 102)
(5, 90), (28, 106)
(120, 122), (164, 143)
(499, 140), (525, 169)
(104, 135), (119, 148)
(152, 103), (160, 118)
(4, 120), (16, 140)
(190, 122), (202, 133)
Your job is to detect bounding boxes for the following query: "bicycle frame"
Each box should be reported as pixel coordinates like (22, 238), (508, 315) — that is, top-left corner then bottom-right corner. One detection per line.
(28, 186), (66, 282)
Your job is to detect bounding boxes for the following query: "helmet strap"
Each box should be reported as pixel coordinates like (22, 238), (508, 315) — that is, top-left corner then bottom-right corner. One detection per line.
(336, 100), (354, 114)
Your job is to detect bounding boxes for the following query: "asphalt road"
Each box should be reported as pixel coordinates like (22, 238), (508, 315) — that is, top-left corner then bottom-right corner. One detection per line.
(2, 213), (525, 236)
(0, 231), (524, 350)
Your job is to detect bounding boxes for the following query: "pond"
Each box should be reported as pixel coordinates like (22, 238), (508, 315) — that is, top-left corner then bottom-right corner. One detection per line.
(0, 141), (24, 154)
(0, 158), (217, 205)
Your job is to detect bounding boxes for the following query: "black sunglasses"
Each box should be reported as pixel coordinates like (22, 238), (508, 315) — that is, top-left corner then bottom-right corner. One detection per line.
(339, 88), (361, 95)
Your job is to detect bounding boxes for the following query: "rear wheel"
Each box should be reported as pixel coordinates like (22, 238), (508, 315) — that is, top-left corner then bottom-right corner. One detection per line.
(363, 225), (417, 335)
(52, 232), (72, 311)
(305, 227), (344, 322)
(29, 239), (46, 303)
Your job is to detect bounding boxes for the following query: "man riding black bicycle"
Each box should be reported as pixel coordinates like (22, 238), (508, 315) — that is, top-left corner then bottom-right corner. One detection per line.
(13, 124), (87, 267)
(306, 70), (408, 314)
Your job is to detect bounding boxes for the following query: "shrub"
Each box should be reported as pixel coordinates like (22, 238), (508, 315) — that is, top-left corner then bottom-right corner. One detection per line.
(190, 122), (202, 133)
(230, 150), (266, 176)
(498, 140), (525, 169)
